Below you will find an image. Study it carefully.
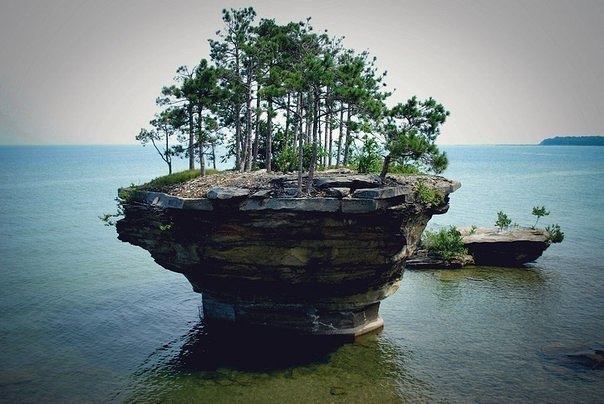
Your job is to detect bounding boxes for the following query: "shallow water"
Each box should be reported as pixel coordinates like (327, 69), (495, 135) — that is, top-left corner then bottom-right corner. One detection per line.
(0, 145), (602, 402)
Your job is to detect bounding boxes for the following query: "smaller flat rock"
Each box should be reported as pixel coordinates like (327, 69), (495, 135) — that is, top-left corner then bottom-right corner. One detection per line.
(251, 189), (273, 198)
(313, 174), (381, 190)
(352, 186), (411, 200)
(144, 191), (184, 209)
(460, 227), (551, 266)
(325, 187), (350, 198)
(240, 198), (341, 212)
(460, 227), (549, 243)
(341, 198), (382, 213)
(435, 180), (462, 194)
(207, 187), (250, 200)
(182, 198), (213, 211)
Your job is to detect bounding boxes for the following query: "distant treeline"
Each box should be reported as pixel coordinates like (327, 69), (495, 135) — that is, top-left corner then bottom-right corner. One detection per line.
(540, 136), (604, 146)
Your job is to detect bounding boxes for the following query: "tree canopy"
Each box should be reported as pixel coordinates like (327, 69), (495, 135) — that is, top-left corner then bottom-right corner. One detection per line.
(137, 7), (451, 191)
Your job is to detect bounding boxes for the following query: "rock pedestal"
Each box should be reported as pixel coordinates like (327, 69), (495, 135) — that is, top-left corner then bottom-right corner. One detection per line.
(116, 173), (459, 337)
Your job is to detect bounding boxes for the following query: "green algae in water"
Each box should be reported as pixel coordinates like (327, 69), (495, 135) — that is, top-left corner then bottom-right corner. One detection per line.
(120, 329), (434, 403)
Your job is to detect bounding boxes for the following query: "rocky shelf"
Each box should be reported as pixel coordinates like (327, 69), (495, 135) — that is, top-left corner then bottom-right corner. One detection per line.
(406, 227), (552, 269)
(116, 170), (460, 337)
(461, 227), (551, 266)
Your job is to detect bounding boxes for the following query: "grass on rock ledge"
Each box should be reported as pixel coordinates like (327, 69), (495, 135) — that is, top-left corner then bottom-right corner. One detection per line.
(141, 169), (218, 189)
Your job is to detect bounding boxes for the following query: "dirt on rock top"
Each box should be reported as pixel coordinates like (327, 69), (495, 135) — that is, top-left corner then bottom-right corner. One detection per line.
(142, 169), (453, 199)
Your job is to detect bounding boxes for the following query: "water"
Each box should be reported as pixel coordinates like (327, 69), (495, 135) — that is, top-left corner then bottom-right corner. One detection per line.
(0, 145), (602, 402)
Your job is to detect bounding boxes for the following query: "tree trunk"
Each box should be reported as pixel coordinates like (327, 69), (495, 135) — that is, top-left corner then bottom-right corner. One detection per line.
(336, 105), (344, 168)
(198, 109), (206, 177)
(235, 106), (242, 171)
(284, 92), (291, 150)
(211, 142), (217, 171)
(328, 111), (333, 168)
(187, 103), (195, 170)
(306, 91), (320, 194)
(235, 49), (242, 172)
(244, 69), (254, 172)
(252, 82), (261, 168)
(343, 104), (352, 166)
(324, 89), (330, 168)
(165, 132), (172, 175)
(296, 93), (304, 195)
(266, 97), (273, 172)
(305, 105), (311, 144)
(379, 154), (391, 181)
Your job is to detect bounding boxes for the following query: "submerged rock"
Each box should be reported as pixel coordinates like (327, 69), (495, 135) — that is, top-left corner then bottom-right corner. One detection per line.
(116, 172), (460, 337)
(542, 343), (604, 370)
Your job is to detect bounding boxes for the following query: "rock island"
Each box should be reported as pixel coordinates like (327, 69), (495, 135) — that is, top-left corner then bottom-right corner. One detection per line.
(116, 170), (459, 337)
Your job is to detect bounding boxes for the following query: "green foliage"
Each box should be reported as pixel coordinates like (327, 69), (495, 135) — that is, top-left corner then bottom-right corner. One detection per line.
(380, 96), (449, 179)
(495, 211), (512, 230)
(351, 135), (382, 173)
(159, 224), (173, 232)
(388, 163), (423, 175)
(273, 143), (326, 173)
(274, 146), (299, 173)
(99, 211), (122, 227)
(469, 225), (477, 235)
(531, 205), (550, 228)
(116, 184), (139, 203)
(143, 169), (217, 189)
(415, 180), (444, 205)
(545, 224), (564, 243)
(422, 226), (468, 262)
(100, 183), (139, 226)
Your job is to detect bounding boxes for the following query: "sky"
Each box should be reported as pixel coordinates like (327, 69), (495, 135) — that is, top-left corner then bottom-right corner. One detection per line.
(0, 0), (602, 145)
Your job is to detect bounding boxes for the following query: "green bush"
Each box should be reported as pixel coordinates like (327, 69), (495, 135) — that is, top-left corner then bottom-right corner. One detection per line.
(422, 226), (468, 262)
(415, 180), (444, 205)
(495, 211), (512, 230)
(389, 163), (422, 175)
(274, 146), (298, 173)
(351, 135), (383, 174)
(545, 224), (564, 243)
(273, 144), (326, 173)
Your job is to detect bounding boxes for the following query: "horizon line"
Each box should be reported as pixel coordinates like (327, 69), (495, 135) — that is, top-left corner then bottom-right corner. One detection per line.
(0, 142), (544, 147)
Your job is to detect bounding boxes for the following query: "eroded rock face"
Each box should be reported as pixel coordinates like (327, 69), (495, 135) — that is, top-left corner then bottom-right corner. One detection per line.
(116, 173), (459, 336)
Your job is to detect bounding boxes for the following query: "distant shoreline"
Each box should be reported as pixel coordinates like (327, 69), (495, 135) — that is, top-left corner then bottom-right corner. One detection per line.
(540, 136), (604, 146)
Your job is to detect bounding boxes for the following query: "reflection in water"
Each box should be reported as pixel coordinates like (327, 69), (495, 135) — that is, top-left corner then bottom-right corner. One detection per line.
(171, 324), (346, 372)
(431, 265), (547, 286)
(118, 320), (433, 402)
(427, 265), (550, 302)
(541, 342), (604, 375)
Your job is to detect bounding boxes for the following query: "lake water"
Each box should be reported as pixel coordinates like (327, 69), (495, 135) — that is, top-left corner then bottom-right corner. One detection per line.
(0, 145), (602, 402)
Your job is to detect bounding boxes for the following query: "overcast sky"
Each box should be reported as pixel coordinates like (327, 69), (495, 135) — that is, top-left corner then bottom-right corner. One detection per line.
(0, 0), (602, 145)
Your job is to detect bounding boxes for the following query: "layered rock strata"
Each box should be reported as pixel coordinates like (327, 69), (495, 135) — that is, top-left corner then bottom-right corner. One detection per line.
(116, 172), (459, 337)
